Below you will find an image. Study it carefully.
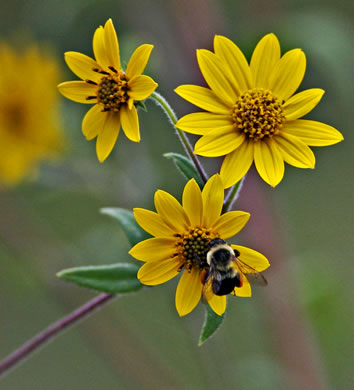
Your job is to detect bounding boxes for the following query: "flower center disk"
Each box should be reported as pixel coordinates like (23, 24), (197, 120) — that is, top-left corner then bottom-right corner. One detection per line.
(232, 88), (285, 141)
(97, 71), (128, 112)
(175, 228), (219, 271)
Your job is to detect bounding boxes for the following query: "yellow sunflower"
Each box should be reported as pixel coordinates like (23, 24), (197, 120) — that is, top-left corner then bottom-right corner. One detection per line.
(129, 175), (270, 316)
(175, 33), (344, 187)
(0, 43), (63, 186)
(58, 19), (158, 162)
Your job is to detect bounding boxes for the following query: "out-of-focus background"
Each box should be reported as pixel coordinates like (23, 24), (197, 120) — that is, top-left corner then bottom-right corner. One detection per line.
(0, 0), (352, 389)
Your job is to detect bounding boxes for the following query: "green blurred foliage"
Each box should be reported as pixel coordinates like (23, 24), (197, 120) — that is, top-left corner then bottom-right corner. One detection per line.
(0, 0), (352, 389)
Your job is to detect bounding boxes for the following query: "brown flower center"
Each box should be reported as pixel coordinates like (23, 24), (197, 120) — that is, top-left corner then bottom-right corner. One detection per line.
(86, 67), (129, 112)
(232, 88), (285, 141)
(174, 227), (219, 272)
(3, 101), (27, 134)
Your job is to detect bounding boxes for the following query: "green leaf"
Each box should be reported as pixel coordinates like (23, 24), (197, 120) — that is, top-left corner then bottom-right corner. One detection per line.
(57, 263), (142, 293)
(198, 304), (224, 346)
(100, 208), (150, 246)
(163, 152), (204, 188)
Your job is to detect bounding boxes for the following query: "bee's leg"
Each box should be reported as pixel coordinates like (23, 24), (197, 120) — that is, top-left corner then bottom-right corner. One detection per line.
(200, 268), (208, 285)
(212, 278), (222, 295)
(193, 253), (204, 268)
(233, 271), (243, 288)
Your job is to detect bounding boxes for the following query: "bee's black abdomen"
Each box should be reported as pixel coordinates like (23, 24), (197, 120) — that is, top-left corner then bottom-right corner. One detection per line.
(212, 272), (242, 296)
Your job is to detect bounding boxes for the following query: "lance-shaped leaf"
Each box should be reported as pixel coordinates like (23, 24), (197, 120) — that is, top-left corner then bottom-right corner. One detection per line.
(163, 152), (204, 189)
(101, 208), (150, 246)
(57, 263), (142, 293)
(198, 304), (224, 346)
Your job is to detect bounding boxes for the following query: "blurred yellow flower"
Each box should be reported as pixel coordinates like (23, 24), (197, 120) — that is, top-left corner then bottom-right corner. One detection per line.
(129, 175), (269, 316)
(58, 19), (158, 162)
(0, 44), (63, 187)
(175, 33), (344, 188)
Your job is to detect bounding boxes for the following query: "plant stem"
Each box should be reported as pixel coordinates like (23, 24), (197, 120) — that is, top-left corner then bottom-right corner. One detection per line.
(149, 91), (208, 184)
(0, 293), (115, 378)
(223, 175), (246, 212)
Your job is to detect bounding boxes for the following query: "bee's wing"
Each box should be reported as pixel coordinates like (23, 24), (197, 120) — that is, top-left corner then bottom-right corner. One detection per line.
(244, 272), (268, 286)
(232, 258), (268, 286)
(201, 265), (216, 303)
(201, 275), (214, 303)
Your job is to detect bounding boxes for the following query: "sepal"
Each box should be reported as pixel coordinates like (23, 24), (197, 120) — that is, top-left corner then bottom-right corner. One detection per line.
(135, 100), (148, 112)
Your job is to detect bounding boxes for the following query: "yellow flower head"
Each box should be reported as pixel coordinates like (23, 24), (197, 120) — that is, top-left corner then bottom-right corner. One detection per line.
(0, 43), (63, 187)
(129, 175), (270, 316)
(58, 19), (158, 162)
(175, 33), (344, 187)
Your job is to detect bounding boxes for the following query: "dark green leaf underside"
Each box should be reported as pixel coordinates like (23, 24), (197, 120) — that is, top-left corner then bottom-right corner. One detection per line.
(57, 263), (142, 294)
(163, 152), (204, 189)
(100, 207), (150, 246)
(199, 304), (224, 346)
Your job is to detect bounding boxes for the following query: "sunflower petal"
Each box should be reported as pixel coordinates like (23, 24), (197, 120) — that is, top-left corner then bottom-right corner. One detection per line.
(126, 44), (154, 79)
(64, 52), (101, 82)
(175, 85), (231, 114)
(220, 139), (254, 189)
(197, 49), (236, 105)
(82, 104), (105, 140)
(254, 140), (284, 187)
(128, 75), (158, 101)
(250, 33), (281, 89)
(57, 81), (97, 104)
(194, 127), (244, 157)
(281, 120), (344, 146)
(283, 89), (325, 121)
(202, 174), (224, 227)
(213, 211), (250, 239)
(120, 105), (140, 142)
(103, 19), (120, 69)
(233, 276), (252, 297)
(133, 208), (175, 237)
(175, 112), (232, 135)
(274, 133), (315, 168)
(129, 237), (176, 262)
(182, 179), (203, 227)
(154, 190), (190, 232)
(137, 258), (181, 285)
(207, 294), (226, 316)
(96, 113), (120, 162)
(214, 35), (252, 93)
(269, 49), (306, 102)
(93, 26), (110, 69)
(231, 245), (270, 272)
(175, 267), (203, 316)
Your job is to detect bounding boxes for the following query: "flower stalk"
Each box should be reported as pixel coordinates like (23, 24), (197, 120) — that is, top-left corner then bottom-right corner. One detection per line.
(149, 91), (208, 184)
(223, 175), (246, 212)
(0, 293), (115, 378)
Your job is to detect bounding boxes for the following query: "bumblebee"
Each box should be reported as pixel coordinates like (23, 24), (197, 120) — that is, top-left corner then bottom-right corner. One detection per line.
(202, 238), (267, 297)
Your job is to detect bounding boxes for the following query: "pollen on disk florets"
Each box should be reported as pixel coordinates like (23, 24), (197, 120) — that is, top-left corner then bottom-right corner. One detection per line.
(174, 227), (219, 272)
(86, 68), (129, 112)
(232, 88), (285, 141)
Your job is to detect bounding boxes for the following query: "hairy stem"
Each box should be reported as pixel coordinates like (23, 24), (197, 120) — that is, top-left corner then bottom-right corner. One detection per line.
(223, 175), (246, 212)
(0, 293), (115, 378)
(149, 91), (208, 184)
